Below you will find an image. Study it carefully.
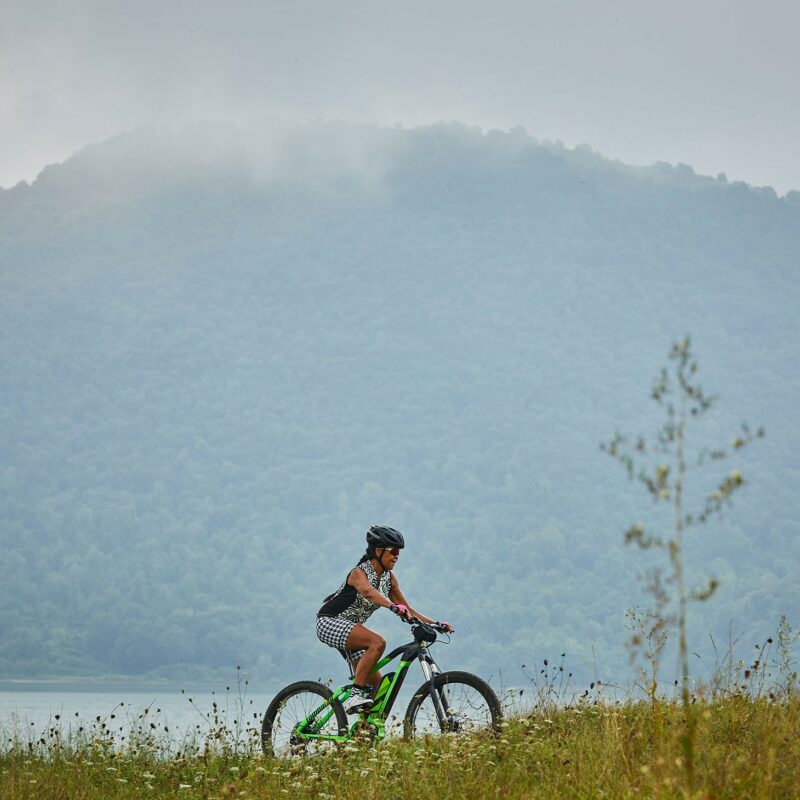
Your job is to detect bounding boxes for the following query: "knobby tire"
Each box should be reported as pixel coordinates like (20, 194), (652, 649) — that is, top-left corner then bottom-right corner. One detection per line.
(404, 670), (502, 737)
(261, 680), (347, 757)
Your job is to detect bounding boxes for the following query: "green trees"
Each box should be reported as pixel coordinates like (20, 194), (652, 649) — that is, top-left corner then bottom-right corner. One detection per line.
(1, 123), (797, 685)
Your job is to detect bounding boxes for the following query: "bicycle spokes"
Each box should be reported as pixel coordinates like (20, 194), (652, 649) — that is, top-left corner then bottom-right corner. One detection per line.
(270, 691), (341, 757)
(411, 680), (497, 735)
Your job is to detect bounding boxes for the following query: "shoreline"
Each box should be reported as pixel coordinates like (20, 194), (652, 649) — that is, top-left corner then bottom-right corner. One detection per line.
(0, 677), (242, 692)
(0, 677), (174, 685)
(0, 676), (275, 694)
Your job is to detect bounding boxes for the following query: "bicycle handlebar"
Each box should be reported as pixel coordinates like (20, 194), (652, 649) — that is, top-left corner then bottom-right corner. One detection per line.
(403, 615), (453, 634)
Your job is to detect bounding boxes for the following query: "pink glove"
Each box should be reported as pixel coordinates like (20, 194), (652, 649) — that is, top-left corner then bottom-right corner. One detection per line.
(437, 620), (455, 633)
(390, 603), (411, 621)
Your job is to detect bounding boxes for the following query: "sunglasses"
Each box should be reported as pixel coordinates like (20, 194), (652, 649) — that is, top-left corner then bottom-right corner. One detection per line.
(381, 547), (401, 557)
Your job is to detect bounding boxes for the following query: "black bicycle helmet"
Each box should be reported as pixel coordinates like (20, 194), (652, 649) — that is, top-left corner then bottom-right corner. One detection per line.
(366, 525), (405, 550)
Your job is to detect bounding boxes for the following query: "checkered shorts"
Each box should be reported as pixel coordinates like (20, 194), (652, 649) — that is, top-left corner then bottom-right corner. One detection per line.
(316, 615), (366, 661)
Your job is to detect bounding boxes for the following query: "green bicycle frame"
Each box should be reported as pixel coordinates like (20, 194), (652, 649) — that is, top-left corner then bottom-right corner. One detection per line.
(295, 637), (438, 742)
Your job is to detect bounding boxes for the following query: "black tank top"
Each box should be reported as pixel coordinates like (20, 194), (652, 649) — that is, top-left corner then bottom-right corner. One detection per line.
(318, 560), (392, 623)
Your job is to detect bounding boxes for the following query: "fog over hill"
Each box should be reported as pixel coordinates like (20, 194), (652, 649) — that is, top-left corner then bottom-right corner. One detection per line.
(1, 121), (798, 687)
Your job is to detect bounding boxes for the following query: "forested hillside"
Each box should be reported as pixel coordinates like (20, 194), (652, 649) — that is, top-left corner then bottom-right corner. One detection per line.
(1, 122), (798, 686)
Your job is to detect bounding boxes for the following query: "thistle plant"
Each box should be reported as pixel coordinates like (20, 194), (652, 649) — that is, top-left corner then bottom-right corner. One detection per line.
(602, 336), (763, 791)
(624, 605), (668, 703)
(776, 615), (800, 698)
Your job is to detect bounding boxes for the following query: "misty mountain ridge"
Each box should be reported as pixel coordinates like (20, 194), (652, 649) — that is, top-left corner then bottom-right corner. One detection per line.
(1, 120), (798, 685)
(5, 120), (796, 204)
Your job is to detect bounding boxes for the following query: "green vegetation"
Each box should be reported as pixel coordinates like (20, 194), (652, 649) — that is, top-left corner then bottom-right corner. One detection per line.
(1, 121), (799, 685)
(3, 632), (799, 798)
(2, 698), (799, 799)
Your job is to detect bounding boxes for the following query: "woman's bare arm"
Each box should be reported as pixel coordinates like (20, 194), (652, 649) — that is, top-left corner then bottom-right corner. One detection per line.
(348, 567), (395, 609)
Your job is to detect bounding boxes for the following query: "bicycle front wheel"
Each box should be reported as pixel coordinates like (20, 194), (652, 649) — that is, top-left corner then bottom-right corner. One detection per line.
(261, 680), (348, 758)
(404, 671), (502, 738)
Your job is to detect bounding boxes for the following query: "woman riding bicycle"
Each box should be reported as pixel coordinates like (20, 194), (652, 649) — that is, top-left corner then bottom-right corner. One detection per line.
(316, 525), (454, 714)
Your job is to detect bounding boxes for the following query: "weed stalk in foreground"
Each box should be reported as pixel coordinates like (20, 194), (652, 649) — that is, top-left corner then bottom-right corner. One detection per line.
(602, 336), (763, 793)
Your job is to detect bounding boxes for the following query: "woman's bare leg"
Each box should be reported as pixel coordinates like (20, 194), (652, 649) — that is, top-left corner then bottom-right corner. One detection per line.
(345, 625), (385, 691)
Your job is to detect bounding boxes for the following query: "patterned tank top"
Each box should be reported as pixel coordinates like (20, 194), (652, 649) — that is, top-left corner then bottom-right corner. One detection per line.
(318, 560), (393, 624)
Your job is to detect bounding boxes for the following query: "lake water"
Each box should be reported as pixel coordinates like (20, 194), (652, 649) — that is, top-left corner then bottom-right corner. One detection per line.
(0, 681), (280, 750)
(0, 678), (427, 750)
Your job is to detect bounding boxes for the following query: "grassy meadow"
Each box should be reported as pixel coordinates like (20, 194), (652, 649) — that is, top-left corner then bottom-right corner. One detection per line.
(2, 695), (798, 799)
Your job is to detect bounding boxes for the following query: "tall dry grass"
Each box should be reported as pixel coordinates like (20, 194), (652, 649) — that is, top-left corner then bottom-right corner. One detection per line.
(2, 696), (798, 799)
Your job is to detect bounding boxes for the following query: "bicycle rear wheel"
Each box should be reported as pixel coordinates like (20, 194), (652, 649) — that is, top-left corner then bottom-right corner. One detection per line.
(404, 671), (501, 738)
(262, 681), (348, 757)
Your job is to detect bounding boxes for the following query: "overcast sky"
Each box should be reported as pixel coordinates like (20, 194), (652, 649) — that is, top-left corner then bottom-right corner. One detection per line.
(2, 0), (798, 193)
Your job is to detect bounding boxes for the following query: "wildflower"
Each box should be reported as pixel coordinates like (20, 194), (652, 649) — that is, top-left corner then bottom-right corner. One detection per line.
(142, 772), (156, 779)
(179, 784), (192, 789)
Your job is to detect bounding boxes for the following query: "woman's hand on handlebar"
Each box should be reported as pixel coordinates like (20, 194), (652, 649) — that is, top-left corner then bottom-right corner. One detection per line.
(435, 620), (455, 633)
(390, 603), (413, 622)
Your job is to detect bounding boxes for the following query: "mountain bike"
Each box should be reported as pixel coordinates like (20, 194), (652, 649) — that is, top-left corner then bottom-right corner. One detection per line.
(261, 617), (502, 757)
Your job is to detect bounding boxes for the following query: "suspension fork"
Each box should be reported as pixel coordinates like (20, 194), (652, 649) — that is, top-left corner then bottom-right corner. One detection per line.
(418, 648), (452, 729)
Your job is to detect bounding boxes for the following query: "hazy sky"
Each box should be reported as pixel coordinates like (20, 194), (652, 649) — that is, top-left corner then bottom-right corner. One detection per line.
(2, 0), (799, 193)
